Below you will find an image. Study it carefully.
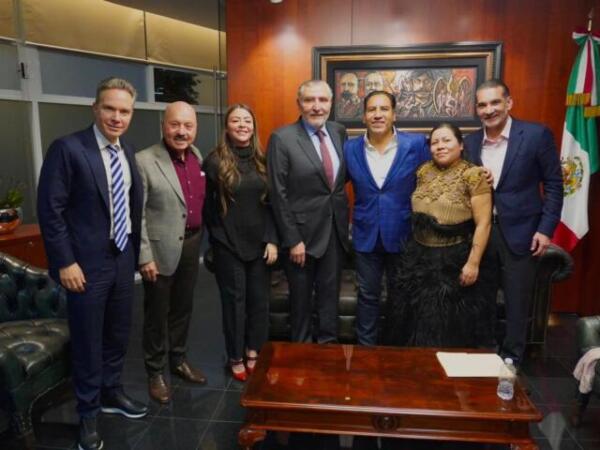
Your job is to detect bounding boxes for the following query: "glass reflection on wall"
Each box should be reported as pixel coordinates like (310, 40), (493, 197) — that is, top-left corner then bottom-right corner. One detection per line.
(0, 100), (36, 223)
(0, 41), (20, 90)
(39, 49), (148, 100)
(154, 67), (216, 105)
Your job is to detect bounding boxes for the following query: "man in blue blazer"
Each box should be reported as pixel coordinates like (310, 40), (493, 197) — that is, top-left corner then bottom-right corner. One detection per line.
(37, 78), (147, 450)
(344, 91), (429, 345)
(464, 79), (563, 366)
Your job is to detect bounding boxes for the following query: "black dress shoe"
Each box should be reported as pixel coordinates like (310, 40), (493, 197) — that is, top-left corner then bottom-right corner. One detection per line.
(78, 417), (103, 450)
(101, 388), (149, 419)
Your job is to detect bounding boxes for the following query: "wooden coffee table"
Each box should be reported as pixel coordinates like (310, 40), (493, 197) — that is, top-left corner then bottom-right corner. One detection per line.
(239, 342), (542, 449)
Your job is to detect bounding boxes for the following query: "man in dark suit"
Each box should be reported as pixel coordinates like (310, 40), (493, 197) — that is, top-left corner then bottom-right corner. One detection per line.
(37, 77), (148, 450)
(464, 79), (563, 366)
(267, 79), (349, 343)
(344, 91), (429, 345)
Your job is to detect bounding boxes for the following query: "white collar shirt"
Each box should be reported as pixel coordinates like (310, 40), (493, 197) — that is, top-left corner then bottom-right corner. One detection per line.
(481, 116), (512, 190)
(363, 128), (398, 189)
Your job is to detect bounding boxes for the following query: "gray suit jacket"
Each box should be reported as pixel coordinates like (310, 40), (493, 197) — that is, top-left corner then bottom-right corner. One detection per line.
(136, 141), (204, 276)
(267, 119), (349, 258)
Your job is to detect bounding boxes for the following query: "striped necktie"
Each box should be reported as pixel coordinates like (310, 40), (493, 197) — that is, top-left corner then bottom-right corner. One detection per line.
(107, 144), (128, 251)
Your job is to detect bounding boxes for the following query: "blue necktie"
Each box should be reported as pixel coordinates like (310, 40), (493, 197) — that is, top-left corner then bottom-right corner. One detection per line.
(107, 145), (128, 252)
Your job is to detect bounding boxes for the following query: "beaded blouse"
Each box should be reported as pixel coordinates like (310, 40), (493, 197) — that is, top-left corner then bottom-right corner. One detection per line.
(411, 159), (491, 247)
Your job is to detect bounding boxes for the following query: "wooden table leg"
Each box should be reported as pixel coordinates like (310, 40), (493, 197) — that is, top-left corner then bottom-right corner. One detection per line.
(238, 426), (266, 450)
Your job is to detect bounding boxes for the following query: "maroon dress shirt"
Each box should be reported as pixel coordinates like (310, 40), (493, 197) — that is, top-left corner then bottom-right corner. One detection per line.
(169, 147), (206, 230)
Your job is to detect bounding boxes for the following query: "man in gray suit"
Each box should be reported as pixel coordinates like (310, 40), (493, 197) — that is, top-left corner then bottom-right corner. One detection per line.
(267, 79), (349, 344)
(136, 101), (207, 404)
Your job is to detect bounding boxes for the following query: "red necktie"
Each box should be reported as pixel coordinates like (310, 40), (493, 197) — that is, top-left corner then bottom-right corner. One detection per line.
(316, 129), (334, 189)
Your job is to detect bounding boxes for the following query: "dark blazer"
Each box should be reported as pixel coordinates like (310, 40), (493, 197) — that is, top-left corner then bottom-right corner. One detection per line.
(267, 119), (349, 258)
(37, 126), (143, 283)
(464, 118), (563, 255)
(344, 131), (430, 253)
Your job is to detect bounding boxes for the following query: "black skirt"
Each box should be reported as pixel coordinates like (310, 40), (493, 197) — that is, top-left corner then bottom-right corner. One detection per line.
(384, 213), (495, 348)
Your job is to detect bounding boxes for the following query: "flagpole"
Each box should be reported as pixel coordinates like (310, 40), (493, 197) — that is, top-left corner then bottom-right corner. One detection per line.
(552, 14), (600, 251)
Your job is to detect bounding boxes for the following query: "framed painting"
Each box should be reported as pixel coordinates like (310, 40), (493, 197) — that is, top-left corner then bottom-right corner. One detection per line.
(313, 42), (503, 134)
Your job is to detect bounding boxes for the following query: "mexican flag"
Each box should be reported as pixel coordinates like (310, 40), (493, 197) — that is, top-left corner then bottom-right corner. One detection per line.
(552, 29), (600, 252)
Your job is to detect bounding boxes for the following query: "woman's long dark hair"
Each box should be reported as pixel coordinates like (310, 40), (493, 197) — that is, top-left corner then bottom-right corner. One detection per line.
(215, 104), (267, 215)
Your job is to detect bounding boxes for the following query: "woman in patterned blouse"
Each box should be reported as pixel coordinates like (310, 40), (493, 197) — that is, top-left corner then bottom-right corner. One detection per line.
(385, 122), (494, 348)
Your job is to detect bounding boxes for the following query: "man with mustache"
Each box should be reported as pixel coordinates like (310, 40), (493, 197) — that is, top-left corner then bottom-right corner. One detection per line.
(364, 71), (385, 95)
(395, 69), (435, 118)
(136, 101), (207, 404)
(344, 90), (429, 346)
(268, 79), (349, 344)
(464, 79), (563, 366)
(336, 72), (362, 119)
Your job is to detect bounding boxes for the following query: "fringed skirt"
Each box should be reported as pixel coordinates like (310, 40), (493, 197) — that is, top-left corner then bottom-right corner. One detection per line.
(384, 213), (495, 348)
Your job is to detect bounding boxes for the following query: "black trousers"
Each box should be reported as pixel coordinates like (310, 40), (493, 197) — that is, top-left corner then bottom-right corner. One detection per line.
(283, 228), (344, 344)
(67, 240), (134, 418)
(488, 224), (537, 365)
(143, 231), (201, 376)
(212, 242), (270, 361)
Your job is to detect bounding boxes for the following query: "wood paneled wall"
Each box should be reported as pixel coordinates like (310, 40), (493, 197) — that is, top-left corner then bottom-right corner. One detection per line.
(227, 0), (600, 315)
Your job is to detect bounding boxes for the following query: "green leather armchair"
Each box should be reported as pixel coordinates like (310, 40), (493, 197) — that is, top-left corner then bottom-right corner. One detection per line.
(572, 315), (600, 426)
(0, 252), (69, 436)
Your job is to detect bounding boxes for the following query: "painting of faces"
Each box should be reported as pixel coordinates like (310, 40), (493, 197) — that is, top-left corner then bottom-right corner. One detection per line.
(334, 68), (476, 120)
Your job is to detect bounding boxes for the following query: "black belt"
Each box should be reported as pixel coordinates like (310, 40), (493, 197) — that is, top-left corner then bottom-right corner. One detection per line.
(184, 227), (201, 239)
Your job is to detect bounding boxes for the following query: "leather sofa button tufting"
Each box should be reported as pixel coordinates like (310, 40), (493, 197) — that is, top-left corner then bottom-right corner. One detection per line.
(0, 252), (69, 436)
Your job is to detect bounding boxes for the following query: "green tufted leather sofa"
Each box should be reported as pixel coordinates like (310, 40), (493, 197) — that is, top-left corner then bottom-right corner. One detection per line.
(0, 252), (69, 436)
(203, 243), (572, 344)
(267, 244), (573, 344)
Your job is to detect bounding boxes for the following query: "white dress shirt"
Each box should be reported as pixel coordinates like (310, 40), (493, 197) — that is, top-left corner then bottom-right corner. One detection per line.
(364, 129), (398, 189)
(93, 124), (132, 237)
(481, 116), (512, 190)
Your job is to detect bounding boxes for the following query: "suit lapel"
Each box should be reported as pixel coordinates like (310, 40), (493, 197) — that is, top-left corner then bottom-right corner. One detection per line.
(326, 122), (345, 187)
(470, 130), (484, 166)
(382, 132), (409, 190)
(80, 127), (110, 214)
(295, 121), (331, 188)
(356, 135), (380, 190)
(326, 122), (343, 160)
(190, 145), (203, 164)
(497, 120), (524, 189)
(122, 144), (139, 189)
(154, 143), (186, 206)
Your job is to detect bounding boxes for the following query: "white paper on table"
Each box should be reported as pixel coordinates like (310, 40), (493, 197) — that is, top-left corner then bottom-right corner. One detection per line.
(436, 352), (505, 377)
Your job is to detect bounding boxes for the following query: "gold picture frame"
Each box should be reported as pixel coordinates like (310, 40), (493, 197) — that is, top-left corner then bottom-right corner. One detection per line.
(313, 42), (503, 134)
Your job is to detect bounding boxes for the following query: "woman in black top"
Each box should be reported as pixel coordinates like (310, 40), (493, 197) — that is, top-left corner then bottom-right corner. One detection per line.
(203, 104), (278, 382)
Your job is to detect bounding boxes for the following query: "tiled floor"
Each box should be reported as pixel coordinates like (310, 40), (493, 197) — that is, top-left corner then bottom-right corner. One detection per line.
(1, 264), (599, 449)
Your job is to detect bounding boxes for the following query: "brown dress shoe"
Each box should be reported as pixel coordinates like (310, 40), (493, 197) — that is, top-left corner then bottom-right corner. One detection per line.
(171, 361), (207, 385)
(148, 374), (171, 404)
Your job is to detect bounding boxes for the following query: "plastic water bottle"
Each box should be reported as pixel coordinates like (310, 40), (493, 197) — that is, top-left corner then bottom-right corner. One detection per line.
(497, 357), (516, 400)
